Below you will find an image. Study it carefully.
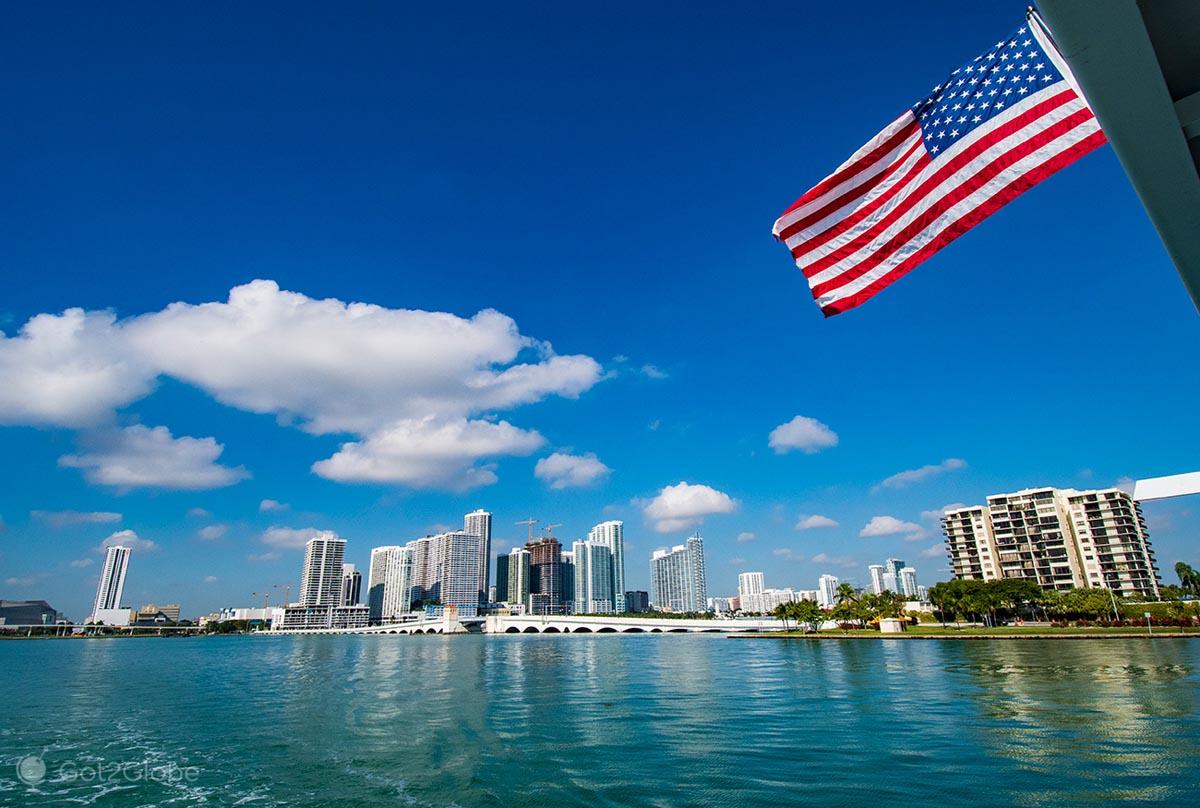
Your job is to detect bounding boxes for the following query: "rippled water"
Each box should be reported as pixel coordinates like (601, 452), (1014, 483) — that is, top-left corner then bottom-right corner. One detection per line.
(2, 636), (1199, 806)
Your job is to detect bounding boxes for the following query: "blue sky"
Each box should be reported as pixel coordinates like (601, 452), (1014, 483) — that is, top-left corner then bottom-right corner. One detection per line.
(2, 2), (1197, 620)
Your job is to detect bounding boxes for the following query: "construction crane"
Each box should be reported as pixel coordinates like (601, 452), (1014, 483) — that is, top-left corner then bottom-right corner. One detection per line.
(543, 523), (563, 538)
(251, 591), (270, 610)
(273, 583), (291, 607)
(516, 518), (538, 542)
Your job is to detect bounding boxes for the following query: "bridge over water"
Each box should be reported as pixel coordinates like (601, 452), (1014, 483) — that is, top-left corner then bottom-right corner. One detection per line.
(268, 613), (786, 636)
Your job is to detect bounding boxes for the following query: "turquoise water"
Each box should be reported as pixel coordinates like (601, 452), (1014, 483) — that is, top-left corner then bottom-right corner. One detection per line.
(2, 636), (1199, 806)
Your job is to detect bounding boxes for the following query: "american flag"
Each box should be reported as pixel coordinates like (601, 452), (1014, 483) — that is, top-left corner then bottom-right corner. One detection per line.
(773, 10), (1106, 317)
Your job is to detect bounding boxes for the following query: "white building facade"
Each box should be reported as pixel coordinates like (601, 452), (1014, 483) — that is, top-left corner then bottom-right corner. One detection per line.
(588, 520), (626, 612)
(90, 545), (131, 622)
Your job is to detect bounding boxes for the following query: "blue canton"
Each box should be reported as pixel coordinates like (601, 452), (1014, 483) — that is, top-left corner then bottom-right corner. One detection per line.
(910, 23), (1064, 158)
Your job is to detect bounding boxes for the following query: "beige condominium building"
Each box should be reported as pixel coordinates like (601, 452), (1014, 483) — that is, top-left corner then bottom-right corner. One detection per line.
(941, 487), (1159, 599)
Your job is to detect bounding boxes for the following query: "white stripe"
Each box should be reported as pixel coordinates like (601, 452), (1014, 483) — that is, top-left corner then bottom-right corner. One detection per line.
(784, 137), (925, 250)
(804, 91), (1086, 285)
(792, 82), (1070, 264)
(814, 117), (1101, 307)
(772, 112), (916, 235)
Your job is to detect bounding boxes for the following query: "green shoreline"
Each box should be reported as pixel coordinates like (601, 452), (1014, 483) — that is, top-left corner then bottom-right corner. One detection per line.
(730, 629), (1200, 640)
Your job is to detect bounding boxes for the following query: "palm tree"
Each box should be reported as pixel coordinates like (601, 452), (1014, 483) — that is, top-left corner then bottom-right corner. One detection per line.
(772, 602), (792, 631)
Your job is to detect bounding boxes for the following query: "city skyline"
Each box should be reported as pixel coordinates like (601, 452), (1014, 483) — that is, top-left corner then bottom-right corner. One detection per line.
(1, 3), (1197, 623)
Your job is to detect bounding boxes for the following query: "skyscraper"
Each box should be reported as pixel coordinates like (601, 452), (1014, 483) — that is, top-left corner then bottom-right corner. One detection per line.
(868, 565), (886, 595)
(817, 574), (839, 608)
(367, 545), (410, 623)
(90, 545), (131, 621)
(898, 567), (918, 597)
(588, 520), (626, 611)
(465, 509), (492, 607)
(505, 547), (532, 610)
(737, 571), (766, 613)
(650, 534), (707, 613)
(494, 554), (510, 606)
(560, 550), (576, 613)
(341, 563), (362, 606)
(300, 533), (346, 607)
(527, 536), (563, 615)
(572, 540), (615, 614)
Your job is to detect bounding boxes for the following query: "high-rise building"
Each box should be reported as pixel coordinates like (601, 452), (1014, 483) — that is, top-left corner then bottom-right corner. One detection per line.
(588, 520), (626, 611)
(560, 550), (576, 613)
(881, 572), (898, 593)
(650, 535), (707, 613)
(624, 591), (650, 613)
(465, 509), (492, 607)
(406, 531), (486, 615)
(341, 564), (362, 606)
(300, 533), (346, 607)
(868, 565), (886, 595)
(817, 574), (839, 608)
(884, 558), (906, 581)
(527, 536), (563, 615)
(494, 554), (510, 605)
(505, 547), (532, 610)
(367, 545), (411, 623)
(738, 571), (766, 613)
(941, 487), (1160, 598)
(91, 545), (131, 621)
(572, 540), (615, 614)
(898, 567), (918, 597)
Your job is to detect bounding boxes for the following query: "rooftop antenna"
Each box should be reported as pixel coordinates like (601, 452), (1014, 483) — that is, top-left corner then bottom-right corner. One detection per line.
(516, 518), (538, 542)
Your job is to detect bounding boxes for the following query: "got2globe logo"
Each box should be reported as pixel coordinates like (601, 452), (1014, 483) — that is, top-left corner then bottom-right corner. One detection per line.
(16, 755), (46, 786)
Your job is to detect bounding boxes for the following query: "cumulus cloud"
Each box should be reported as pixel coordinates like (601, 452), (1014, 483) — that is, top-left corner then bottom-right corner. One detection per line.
(204, 575), (218, 583)
(4, 576), (35, 587)
(0, 280), (603, 490)
(31, 510), (122, 527)
(59, 425), (249, 490)
(643, 481), (738, 533)
(795, 514), (839, 530)
(69, 558), (94, 568)
(811, 552), (856, 568)
(99, 529), (157, 553)
(261, 526), (330, 550)
(772, 548), (804, 562)
(736, 531), (756, 543)
(874, 458), (966, 491)
(859, 516), (924, 538)
(198, 524), (228, 541)
(768, 416), (838, 455)
(920, 503), (968, 521)
(534, 452), (611, 490)
(920, 543), (946, 559)
(259, 499), (289, 512)
(187, 507), (212, 518)
(312, 417), (543, 489)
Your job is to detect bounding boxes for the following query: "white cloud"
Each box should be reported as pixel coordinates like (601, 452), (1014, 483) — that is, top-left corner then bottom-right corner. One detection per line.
(874, 458), (966, 491)
(768, 416), (838, 455)
(261, 526), (330, 550)
(1115, 476), (1135, 494)
(859, 516), (924, 538)
(772, 548), (804, 562)
(811, 552), (857, 568)
(247, 552), (280, 562)
(642, 481), (738, 533)
(203, 575), (218, 583)
(198, 524), (228, 541)
(187, 507), (212, 518)
(4, 576), (35, 587)
(69, 558), (94, 568)
(641, 364), (668, 380)
(60, 425), (249, 490)
(795, 514), (839, 530)
(534, 452), (611, 490)
(312, 416), (543, 489)
(259, 499), (289, 512)
(920, 503), (967, 521)
(647, 419), (661, 431)
(0, 280), (603, 491)
(0, 308), (155, 428)
(728, 557), (746, 565)
(99, 529), (157, 553)
(31, 510), (122, 527)
(920, 542), (946, 559)
(736, 531), (756, 543)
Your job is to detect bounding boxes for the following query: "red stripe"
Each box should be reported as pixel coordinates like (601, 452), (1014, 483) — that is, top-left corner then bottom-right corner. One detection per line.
(817, 129), (1107, 316)
(797, 89), (1080, 280)
(776, 136), (925, 241)
(810, 106), (1097, 299)
(776, 119), (920, 222)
